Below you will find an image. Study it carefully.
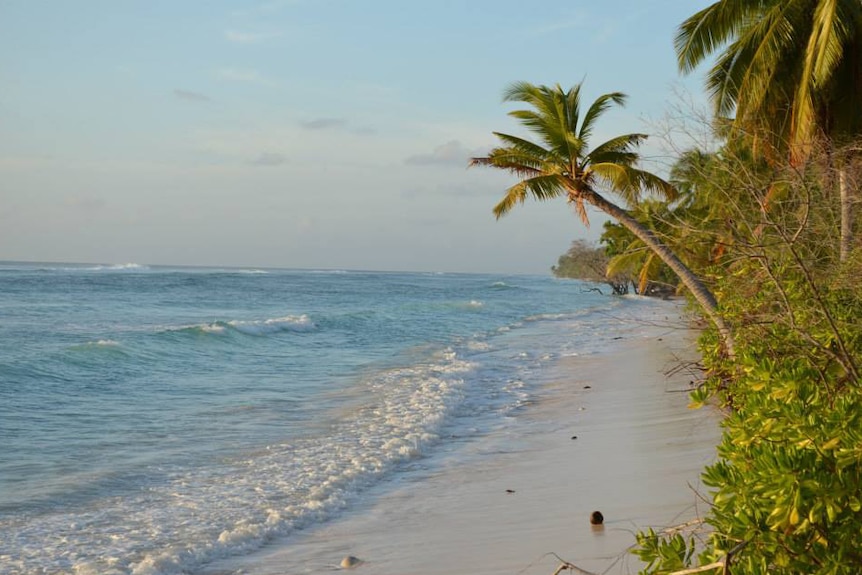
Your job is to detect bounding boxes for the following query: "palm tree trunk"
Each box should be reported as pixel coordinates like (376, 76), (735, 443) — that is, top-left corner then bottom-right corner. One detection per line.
(839, 165), (853, 262)
(582, 189), (736, 358)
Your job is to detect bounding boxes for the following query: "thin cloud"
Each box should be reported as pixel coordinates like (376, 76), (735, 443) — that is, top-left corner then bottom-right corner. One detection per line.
(405, 140), (478, 166)
(249, 152), (288, 167)
(174, 89), (211, 102)
(217, 67), (270, 85)
(225, 29), (277, 44)
(299, 118), (348, 131)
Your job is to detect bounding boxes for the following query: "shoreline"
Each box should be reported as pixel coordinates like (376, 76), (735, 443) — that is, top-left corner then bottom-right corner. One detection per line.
(208, 302), (720, 575)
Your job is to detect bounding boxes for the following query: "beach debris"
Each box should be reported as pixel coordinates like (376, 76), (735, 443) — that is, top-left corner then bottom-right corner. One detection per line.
(505, 489), (516, 494)
(547, 553), (600, 575)
(590, 510), (604, 525)
(583, 385), (591, 389)
(570, 435), (578, 440)
(340, 555), (362, 568)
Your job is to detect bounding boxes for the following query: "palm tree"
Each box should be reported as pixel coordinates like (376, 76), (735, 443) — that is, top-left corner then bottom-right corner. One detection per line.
(675, 0), (862, 260)
(470, 82), (735, 357)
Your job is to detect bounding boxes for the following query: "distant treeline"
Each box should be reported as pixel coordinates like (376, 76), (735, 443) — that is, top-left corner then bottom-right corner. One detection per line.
(551, 234), (676, 298)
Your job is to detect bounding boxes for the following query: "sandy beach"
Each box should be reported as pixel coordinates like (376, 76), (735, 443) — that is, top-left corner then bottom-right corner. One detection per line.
(210, 306), (721, 575)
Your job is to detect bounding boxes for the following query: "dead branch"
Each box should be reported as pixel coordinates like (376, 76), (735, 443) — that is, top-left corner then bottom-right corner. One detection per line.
(666, 540), (748, 575)
(666, 562), (724, 575)
(550, 560), (599, 575)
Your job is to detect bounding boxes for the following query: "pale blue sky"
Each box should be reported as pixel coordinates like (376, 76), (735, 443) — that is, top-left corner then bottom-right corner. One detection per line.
(1, 0), (713, 274)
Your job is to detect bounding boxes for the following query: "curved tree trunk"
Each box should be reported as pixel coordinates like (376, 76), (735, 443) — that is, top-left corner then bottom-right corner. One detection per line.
(582, 189), (736, 358)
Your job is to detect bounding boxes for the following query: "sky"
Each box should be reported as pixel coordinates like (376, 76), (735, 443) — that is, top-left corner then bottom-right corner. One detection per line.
(0, 0), (715, 274)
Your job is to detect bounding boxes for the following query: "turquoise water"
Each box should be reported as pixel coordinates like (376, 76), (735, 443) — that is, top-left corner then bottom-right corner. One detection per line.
(0, 262), (657, 575)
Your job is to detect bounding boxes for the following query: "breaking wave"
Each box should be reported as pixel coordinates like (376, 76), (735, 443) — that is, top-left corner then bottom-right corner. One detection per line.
(164, 315), (316, 337)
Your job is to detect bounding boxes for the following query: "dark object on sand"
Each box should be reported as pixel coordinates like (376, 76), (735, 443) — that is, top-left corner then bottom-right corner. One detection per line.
(583, 385), (591, 389)
(505, 489), (516, 494)
(590, 511), (604, 525)
(571, 435), (578, 440)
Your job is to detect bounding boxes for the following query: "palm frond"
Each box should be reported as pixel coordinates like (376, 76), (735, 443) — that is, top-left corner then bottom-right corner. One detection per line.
(588, 133), (648, 166)
(808, 0), (848, 88)
(469, 149), (544, 179)
(791, 0), (847, 148)
(507, 88), (580, 158)
(501, 81), (542, 105)
(707, 5), (796, 120)
(637, 253), (660, 295)
(492, 181), (529, 219)
(492, 175), (566, 219)
(563, 84), (584, 139)
(587, 163), (639, 205)
(579, 92), (626, 143)
(491, 132), (558, 164)
(571, 196), (589, 227)
(606, 243), (647, 277)
(676, 0), (762, 74)
(682, 0), (862, 156)
(736, 5), (798, 116)
(635, 169), (679, 201)
(588, 163), (677, 206)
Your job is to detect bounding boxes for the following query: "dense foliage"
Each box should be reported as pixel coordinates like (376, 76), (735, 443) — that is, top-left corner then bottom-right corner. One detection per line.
(480, 2), (862, 571)
(550, 240), (608, 282)
(624, 2), (862, 571)
(626, 134), (862, 574)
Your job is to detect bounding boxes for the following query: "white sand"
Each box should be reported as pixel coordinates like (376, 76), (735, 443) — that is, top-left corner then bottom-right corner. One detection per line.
(213, 309), (720, 575)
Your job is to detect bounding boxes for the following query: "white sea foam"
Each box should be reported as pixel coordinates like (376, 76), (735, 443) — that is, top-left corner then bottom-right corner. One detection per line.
(72, 339), (123, 347)
(466, 341), (492, 352)
(1, 346), (480, 575)
(227, 315), (315, 335)
(68, 339), (123, 351)
(164, 315), (315, 337)
(84, 263), (149, 271)
(200, 323), (226, 334)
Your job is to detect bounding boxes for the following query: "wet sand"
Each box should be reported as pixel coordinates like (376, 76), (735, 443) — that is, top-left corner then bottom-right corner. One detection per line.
(214, 309), (720, 575)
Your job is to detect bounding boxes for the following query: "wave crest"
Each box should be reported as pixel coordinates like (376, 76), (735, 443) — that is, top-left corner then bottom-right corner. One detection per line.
(228, 315), (315, 336)
(166, 315), (316, 337)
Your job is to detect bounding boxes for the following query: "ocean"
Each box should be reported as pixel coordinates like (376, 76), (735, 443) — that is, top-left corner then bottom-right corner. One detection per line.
(0, 262), (672, 575)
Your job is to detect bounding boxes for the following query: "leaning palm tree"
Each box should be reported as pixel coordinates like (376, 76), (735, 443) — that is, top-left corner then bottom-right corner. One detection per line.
(470, 82), (735, 356)
(676, 0), (862, 260)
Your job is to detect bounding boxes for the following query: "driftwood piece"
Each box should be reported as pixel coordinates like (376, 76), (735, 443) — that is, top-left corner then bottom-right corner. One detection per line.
(665, 540), (748, 575)
(550, 560), (599, 575)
